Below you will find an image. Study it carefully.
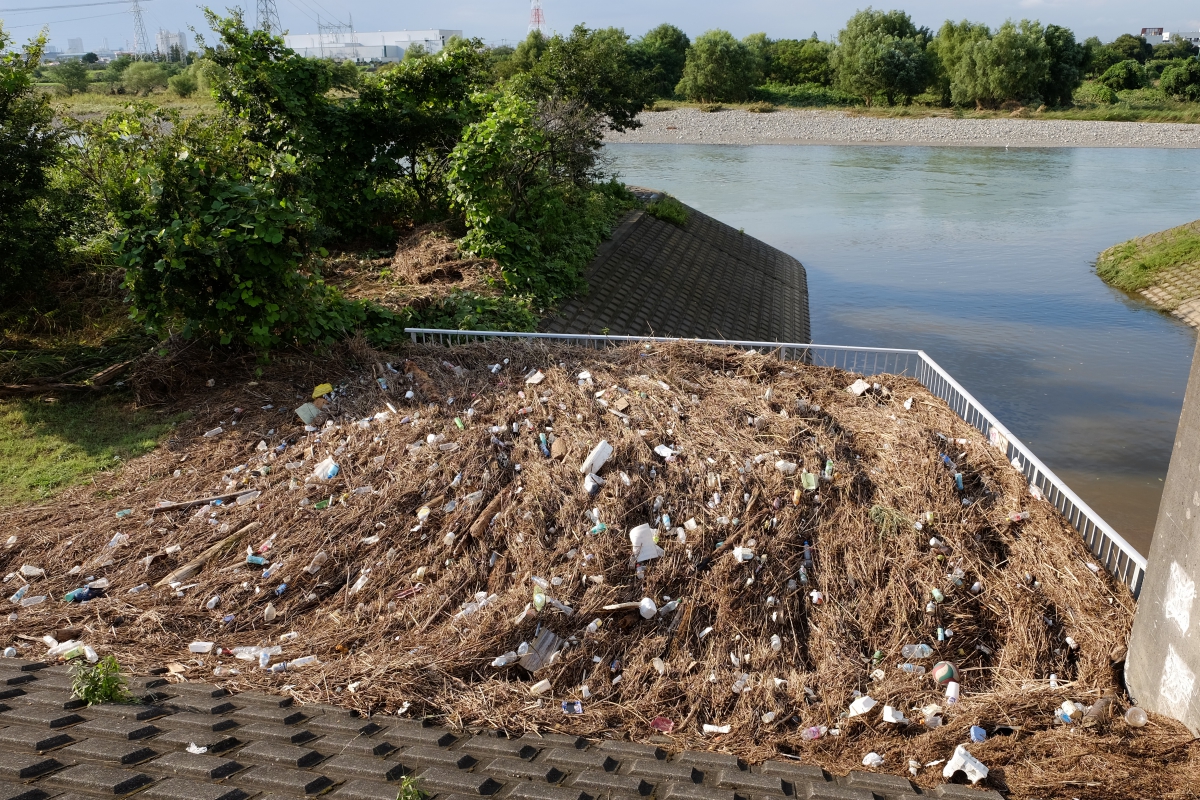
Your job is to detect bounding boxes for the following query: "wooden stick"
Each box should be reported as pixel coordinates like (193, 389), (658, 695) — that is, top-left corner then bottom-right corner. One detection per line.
(154, 522), (259, 587)
(150, 490), (259, 513)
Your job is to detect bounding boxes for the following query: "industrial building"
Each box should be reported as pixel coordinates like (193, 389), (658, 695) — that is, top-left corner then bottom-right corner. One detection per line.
(282, 29), (462, 62)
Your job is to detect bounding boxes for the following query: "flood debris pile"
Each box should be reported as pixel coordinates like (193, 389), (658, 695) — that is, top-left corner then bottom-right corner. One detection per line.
(1, 340), (1179, 796)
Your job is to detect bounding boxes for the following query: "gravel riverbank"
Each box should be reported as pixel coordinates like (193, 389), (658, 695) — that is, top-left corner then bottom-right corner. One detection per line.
(606, 108), (1200, 148)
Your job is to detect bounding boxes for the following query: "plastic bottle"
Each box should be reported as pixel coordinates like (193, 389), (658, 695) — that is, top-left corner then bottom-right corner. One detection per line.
(274, 583), (287, 597)
(206, 595), (220, 610)
(246, 555), (267, 566)
(350, 569), (370, 594)
(263, 603), (277, 622)
(304, 552), (328, 575)
(290, 655), (318, 668)
(532, 586), (547, 611)
(902, 644), (933, 660)
(2, 647), (15, 657)
(897, 663), (926, 675)
(9, 585), (27, 604)
(1124, 707), (1148, 727)
(770, 634), (782, 652)
(213, 666), (239, 677)
(20, 595), (45, 607)
(259, 650), (272, 669)
(659, 599), (680, 616)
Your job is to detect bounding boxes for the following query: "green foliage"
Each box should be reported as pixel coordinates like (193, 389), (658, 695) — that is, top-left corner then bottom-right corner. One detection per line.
(81, 51), (98, 64)
(630, 23), (690, 98)
(1154, 38), (1199, 61)
(1110, 33), (1152, 64)
(1096, 224), (1200, 292)
(0, 26), (66, 300)
(72, 656), (131, 705)
(520, 25), (653, 131)
(50, 60), (90, 94)
(168, 70), (198, 97)
(832, 8), (932, 106)
(932, 19), (1081, 107)
(645, 195), (689, 226)
(404, 43), (428, 61)
(101, 54), (133, 92)
(410, 290), (537, 331)
(1161, 60), (1200, 101)
(755, 81), (858, 106)
(122, 61), (167, 95)
(1098, 59), (1145, 92)
(765, 35), (836, 86)
(485, 44), (517, 81)
(395, 775), (427, 800)
(1040, 24), (1085, 106)
(506, 31), (548, 77)
(675, 29), (760, 103)
(1074, 81), (1118, 104)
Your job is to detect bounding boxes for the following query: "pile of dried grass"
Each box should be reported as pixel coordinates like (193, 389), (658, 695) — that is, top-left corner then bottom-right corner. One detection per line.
(3, 340), (1196, 799)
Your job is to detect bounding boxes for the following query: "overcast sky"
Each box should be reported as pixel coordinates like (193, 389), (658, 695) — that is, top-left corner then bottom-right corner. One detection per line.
(4, 0), (1199, 54)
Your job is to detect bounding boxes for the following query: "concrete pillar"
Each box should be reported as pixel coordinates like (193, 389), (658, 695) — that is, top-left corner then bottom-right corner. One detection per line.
(1127, 337), (1200, 734)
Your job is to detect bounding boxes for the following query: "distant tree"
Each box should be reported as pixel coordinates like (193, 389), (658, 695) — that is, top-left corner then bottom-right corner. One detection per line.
(630, 23), (690, 98)
(122, 60), (167, 94)
(403, 43), (427, 61)
(674, 29), (760, 102)
(742, 32), (769, 78)
(950, 20), (1049, 107)
(1110, 33), (1152, 63)
(929, 20), (990, 104)
(1039, 24), (1085, 106)
(509, 30), (548, 75)
(1083, 39), (1123, 77)
(767, 35), (835, 85)
(523, 25), (653, 131)
(486, 44), (516, 81)
(168, 69), (197, 96)
(102, 54), (133, 92)
(1160, 59), (1200, 101)
(1098, 59), (1145, 92)
(1154, 37), (1199, 60)
(81, 51), (98, 63)
(832, 8), (932, 105)
(49, 59), (90, 94)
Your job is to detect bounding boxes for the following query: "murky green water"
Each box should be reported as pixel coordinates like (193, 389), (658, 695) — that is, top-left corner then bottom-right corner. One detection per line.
(608, 143), (1200, 555)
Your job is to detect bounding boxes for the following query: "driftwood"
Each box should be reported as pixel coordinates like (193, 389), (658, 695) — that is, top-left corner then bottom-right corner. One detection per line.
(154, 522), (260, 587)
(151, 490), (259, 513)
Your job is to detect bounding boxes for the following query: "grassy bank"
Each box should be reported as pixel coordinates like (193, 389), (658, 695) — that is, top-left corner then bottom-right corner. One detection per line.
(1096, 221), (1200, 292)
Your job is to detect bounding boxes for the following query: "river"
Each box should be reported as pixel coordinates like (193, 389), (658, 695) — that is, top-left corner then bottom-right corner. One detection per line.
(608, 143), (1200, 556)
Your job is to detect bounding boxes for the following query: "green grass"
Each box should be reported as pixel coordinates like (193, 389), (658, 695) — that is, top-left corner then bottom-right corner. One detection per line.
(1096, 223), (1200, 292)
(0, 394), (184, 506)
(645, 195), (690, 227)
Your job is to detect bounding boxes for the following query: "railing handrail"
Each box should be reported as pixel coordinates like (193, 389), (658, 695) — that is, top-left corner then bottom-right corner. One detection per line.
(403, 328), (1148, 596)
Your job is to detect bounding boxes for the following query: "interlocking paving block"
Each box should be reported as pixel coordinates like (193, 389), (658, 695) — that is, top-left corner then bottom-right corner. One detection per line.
(570, 769), (651, 796)
(86, 703), (170, 721)
(839, 772), (916, 794)
(539, 747), (617, 772)
(72, 718), (161, 741)
(759, 763), (828, 784)
(382, 723), (456, 748)
(230, 706), (307, 726)
(416, 766), (502, 795)
(162, 697), (236, 716)
(19, 691), (86, 710)
(151, 728), (239, 754)
(236, 722), (316, 744)
(806, 786), (874, 800)
(154, 711), (238, 732)
(460, 735), (538, 760)
(0, 783), (48, 800)
(0, 672), (35, 687)
(231, 691), (293, 708)
(237, 739), (325, 768)
(235, 764), (333, 795)
(164, 684), (230, 700)
(595, 741), (666, 760)
(0, 754), (60, 780)
(146, 750), (243, 780)
(21, 675), (70, 692)
(306, 714), (382, 736)
(43, 763), (154, 795)
(518, 733), (587, 750)
(626, 759), (700, 783)
(321, 753), (407, 782)
(59, 739), (157, 765)
(0, 659), (48, 672)
(675, 752), (741, 771)
(395, 745), (475, 769)
(126, 676), (169, 692)
(506, 783), (588, 800)
(0, 707), (84, 729)
(481, 756), (562, 782)
(0, 725), (74, 753)
(929, 786), (1004, 800)
(330, 778), (405, 800)
(716, 770), (785, 793)
(314, 732), (395, 757)
(140, 777), (249, 800)
(660, 784), (735, 800)
(0, 688), (26, 701)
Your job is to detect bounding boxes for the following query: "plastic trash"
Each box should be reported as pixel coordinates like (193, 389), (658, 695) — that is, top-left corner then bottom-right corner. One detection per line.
(263, 603), (277, 622)
(898, 664), (926, 675)
(945, 681), (961, 704)
(902, 643), (933, 660)
(203, 427), (224, 438)
(801, 472), (817, 491)
(579, 440), (613, 475)
(847, 695), (877, 717)
(702, 724), (731, 735)
(639, 597), (658, 619)
(236, 491), (261, 506)
(801, 725), (827, 741)
(942, 745), (988, 784)
(186, 743), (208, 755)
(304, 552), (328, 575)
(525, 371), (546, 385)
(882, 705), (908, 724)
(775, 460), (798, 475)
(847, 379), (871, 396)
(969, 725), (987, 743)
(310, 458), (339, 482)
(583, 473), (605, 496)
(2, 647), (15, 658)
(1124, 706), (1148, 727)
(629, 524), (664, 562)
(862, 752), (885, 768)
(530, 679), (552, 695)
(653, 444), (675, 460)
(650, 716), (674, 733)
(19, 565), (44, 578)
(189, 641), (214, 654)
(770, 634), (782, 652)
(20, 595), (45, 607)
(562, 700), (583, 715)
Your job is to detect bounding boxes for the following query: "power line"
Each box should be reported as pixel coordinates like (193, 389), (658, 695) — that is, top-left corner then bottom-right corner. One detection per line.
(0, 0), (150, 12)
(3, 9), (124, 27)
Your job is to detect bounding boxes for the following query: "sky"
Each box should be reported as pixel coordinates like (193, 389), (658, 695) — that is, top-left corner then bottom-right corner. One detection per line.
(3, 0), (1200, 54)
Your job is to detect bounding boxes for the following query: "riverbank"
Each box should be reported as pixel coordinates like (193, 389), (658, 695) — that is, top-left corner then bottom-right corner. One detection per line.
(1097, 220), (1200, 328)
(606, 108), (1200, 148)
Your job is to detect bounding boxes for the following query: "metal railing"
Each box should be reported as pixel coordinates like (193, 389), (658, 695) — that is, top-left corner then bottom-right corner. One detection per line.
(405, 328), (1148, 598)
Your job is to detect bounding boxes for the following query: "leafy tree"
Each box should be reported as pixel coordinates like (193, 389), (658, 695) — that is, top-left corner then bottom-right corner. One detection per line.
(1160, 59), (1200, 101)
(0, 26), (66, 298)
(486, 44), (516, 81)
(122, 61), (167, 94)
(767, 35), (835, 86)
(630, 23), (690, 98)
(832, 8), (933, 106)
(1110, 33), (1152, 64)
(168, 70), (197, 96)
(1083, 40), (1123, 77)
(1154, 37), (1199, 60)
(508, 30), (548, 75)
(50, 59), (90, 94)
(675, 29), (760, 103)
(952, 20), (1049, 107)
(81, 51), (98, 64)
(521, 25), (652, 131)
(102, 54), (133, 91)
(1039, 24), (1085, 106)
(1098, 59), (1145, 92)
(403, 43), (428, 61)
(929, 20), (990, 104)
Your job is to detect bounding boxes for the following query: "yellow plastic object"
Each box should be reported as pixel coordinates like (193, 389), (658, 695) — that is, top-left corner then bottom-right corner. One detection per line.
(312, 383), (333, 399)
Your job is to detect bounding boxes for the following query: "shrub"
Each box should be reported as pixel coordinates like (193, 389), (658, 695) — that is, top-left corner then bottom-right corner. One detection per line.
(1098, 59), (1145, 92)
(49, 60), (90, 94)
(168, 71), (198, 97)
(675, 30), (760, 103)
(122, 61), (167, 95)
(1074, 81), (1118, 104)
(755, 81), (859, 107)
(1160, 60), (1200, 102)
(72, 656), (131, 705)
(645, 195), (689, 226)
(698, 102), (724, 112)
(745, 100), (776, 112)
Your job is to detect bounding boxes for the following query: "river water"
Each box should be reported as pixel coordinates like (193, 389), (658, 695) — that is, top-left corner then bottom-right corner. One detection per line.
(608, 143), (1200, 556)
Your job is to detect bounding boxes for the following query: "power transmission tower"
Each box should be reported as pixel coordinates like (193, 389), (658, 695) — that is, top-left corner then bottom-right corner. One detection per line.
(256, 0), (281, 35)
(129, 0), (151, 54)
(528, 0), (545, 34)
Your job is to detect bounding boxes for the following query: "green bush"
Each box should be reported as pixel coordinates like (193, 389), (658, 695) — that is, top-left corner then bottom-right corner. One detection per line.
(410, 290), (537, 331)
(1161, 60), (1200, 101)
(1098, 59), (1145, 92)
(122, 61), (167, 95)
(168, 71), (198, 97)
(755, 81), (859, 106)
(645, 195), (689, 226)
(1074, 81), (1118, 104)
(72, 656), (131, 705)
(49, 60), (90, 94)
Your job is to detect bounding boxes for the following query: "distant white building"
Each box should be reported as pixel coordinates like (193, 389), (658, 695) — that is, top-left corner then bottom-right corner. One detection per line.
(283, 29), (462, 62)
(156, 29), (188, 55)
(1165, 30), (1200, 48)
(66, 37), (83, 53)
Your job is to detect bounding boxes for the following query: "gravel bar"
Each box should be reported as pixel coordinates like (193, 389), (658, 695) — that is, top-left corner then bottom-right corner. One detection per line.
(606, 108), (1200, 148)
